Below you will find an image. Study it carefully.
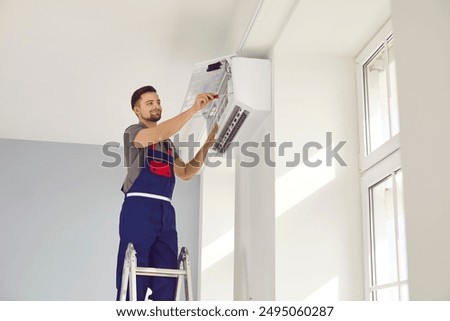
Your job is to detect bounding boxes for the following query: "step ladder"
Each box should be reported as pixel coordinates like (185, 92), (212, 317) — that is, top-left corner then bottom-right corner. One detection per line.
(119, 242), (193, 301)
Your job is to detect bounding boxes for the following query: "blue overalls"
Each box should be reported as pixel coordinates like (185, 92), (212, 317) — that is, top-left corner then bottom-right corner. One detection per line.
(116, 143), (178, 301)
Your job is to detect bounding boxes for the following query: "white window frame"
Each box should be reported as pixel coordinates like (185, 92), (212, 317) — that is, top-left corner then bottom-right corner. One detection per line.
(355, 20), (400, 172)
(360, 150), (407, 300)
(356, 19), (408, 301)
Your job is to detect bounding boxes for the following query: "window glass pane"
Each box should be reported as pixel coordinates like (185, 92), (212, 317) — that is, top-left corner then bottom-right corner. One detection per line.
(371, 175), (398, 285)
(400, 284), (409, 301)
(388, 39), (400, 136)
(365, 46), (390, 153)
(395, 169), (408, 280)
(376, 286), (399, 301)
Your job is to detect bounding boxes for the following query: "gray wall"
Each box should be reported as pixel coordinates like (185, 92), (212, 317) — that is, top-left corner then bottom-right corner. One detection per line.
(0, 138), (200, 300)
(392, 0), (450, 300)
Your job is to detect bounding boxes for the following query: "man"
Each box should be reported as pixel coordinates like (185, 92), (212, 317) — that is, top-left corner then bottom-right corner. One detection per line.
(116, 85), (218, 301)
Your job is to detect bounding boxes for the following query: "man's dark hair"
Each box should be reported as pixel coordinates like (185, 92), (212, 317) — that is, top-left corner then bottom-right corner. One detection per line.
(131, 85), (157, 109)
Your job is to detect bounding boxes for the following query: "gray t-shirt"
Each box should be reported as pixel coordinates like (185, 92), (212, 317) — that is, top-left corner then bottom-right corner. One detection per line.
(122, 122), (179, 193)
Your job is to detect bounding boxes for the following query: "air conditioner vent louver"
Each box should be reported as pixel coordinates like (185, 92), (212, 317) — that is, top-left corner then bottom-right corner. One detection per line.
(214, 106), (249, 154)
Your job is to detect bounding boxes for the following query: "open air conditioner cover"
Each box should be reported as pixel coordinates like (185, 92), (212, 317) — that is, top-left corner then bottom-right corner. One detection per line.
(177, 55), (271, 158)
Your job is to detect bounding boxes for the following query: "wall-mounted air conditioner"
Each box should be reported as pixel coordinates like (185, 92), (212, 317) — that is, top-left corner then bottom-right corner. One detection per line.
(178, 55), (272, 158)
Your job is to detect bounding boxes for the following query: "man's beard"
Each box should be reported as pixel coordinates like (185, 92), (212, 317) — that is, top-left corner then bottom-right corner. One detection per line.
(145, 111), (161, 122)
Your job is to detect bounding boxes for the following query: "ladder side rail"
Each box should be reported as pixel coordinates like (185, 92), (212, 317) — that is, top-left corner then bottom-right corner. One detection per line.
(174, 259), (185, 301)
(182, 247), (194, 301)
(119, 249), (131, 301)
(129, 244), (138, 301)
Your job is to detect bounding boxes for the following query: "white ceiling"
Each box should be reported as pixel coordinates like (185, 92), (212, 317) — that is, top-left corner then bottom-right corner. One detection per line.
(276, 0), (391, 57)
(0, 0), (260, 145)
(0, 0), (392, 145)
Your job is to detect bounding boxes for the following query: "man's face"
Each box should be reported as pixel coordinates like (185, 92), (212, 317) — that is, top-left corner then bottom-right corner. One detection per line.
(135, 92), (162, 122)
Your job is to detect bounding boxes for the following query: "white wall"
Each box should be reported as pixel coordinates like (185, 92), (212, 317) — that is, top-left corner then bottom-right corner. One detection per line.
(234, 113), (276, 301)
(391, 0), (450, 300)
(199, 161), (235, 300)
(273, 51), (363, 300)
(0, 139), (200, 300)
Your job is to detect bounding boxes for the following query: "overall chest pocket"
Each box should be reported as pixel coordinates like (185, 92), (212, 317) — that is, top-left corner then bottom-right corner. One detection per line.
(148, 159), (172, 178)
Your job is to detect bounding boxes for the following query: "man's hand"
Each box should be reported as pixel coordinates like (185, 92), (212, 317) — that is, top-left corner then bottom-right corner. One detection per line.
(193, 93), (217, 112)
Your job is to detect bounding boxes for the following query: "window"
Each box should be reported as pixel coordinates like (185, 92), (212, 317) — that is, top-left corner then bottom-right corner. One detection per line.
(363, 35), (399, 154)
(356, 20), (408, 301)
(362, 160), (408, 300)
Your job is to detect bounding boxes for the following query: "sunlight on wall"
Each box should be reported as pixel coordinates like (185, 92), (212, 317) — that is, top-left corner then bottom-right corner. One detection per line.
(200, 146), (339, 298)
(276, 149), (336, 217)
(304, 276), (339, 301)
(202, 229), (234, 271)
(199, 160), (235, 299)
(201, 151), (338, 275)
